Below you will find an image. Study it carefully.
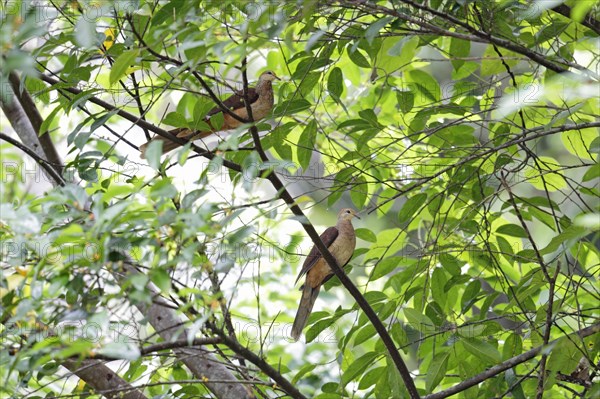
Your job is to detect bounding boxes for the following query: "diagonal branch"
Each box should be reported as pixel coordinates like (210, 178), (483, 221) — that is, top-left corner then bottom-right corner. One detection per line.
(551, 4), (600, 36)
(423, 323), (600, 399)
(208, 322), (308, 399)
(0, 132), (65, 186)
(8, 71), (63, 175)
(114, 261), (256, 399)
(62, 359), (147, 399)
(37, 73), (243, 173)
(0, 84), (63, 186)
(237, 52), (419, 397)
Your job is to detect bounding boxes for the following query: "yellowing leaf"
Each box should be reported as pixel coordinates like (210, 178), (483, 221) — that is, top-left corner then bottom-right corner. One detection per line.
(101, 28), (117, 53)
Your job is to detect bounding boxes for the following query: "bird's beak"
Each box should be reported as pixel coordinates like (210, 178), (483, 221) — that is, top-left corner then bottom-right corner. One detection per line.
(273, 74), (281, 81)
(354, 213), (361, 220)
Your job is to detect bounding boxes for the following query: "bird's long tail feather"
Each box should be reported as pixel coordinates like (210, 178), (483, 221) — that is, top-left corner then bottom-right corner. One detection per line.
(139, 129), (212, 159)
(291, 284), (320, 341)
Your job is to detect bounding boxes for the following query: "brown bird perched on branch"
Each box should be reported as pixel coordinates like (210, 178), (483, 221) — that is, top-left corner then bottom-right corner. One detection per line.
(140, 71), (280, 158)
(291, 208), (360, 341)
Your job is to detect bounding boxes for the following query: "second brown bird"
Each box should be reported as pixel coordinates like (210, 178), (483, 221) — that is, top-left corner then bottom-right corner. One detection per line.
(140, 71), (279, 158)
(291, 208), (360, 341)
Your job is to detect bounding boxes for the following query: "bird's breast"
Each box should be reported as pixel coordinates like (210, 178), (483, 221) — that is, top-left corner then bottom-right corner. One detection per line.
(328, 233), (356, 267)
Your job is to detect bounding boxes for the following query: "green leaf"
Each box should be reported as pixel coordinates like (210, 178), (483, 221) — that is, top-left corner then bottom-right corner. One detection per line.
(561, 129), (597, 161)
(327, 67), (344, 100)
(150, 268), (171, 292)
(571, 1), (597, 22)
(396, 90), (414, 113)
(342, 351), (379, 386)
(547, 338), (580, 375)
(297, 120), (317, 170)
(350, 174), (367, 209)
(582, 163), (599, 182)
(193, 98), (217, 129)
(503, 333), (522, 360)
(408, 70), (440, 102)
(358, 366), (386, 390)
(504, 368), (526, 399)
(163, 112), (188, 128)
(370, 256), (406, 281)
(461, 279), (482, 313)
(145, 140), (164, 170)
(496, 235), (515, 261)
(524, 157), (567, 191)
(496, 224), (528, 238)
(355, 228), (377, 243)
(426, 351), (450, 392)
(481, 45), (518, 76)
(461, 338), (501, 364)
(450, 38), (470, 70)
(354, 324), (376, 345)
(365, 228), (406, 261)
(398, 193), (427, 224)
(347, 46), (371, 68)
(365, 17), (393, 44)
(109, 49), (139, 86)
(403, 308), (434, 333)
(305, 317), (336, 343)
(431, 268), (448, 309)
(298, 71), (321, 97)
(540, 225), (588, 255)
(439, 253), (462, 276)
(273, 99), (311, 116)
(210, 112), (224, 131)
(97, 342), (141, 361)
(386, 36), (419, 68)
(292, 363), (316, 385)
(40, 105), (63, 136)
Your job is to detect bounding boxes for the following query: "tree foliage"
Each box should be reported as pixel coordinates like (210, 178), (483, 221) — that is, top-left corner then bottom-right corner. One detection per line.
(1, 1), (599, 398)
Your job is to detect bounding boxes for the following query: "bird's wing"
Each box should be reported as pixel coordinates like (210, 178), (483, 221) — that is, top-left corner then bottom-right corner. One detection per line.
(206, 87), (259, 117)
(295, 226), (339, 284)
(173, 89), (260, 139)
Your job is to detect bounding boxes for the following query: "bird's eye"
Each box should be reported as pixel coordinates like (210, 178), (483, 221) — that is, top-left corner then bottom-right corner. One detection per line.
(346, 210), (351, 213)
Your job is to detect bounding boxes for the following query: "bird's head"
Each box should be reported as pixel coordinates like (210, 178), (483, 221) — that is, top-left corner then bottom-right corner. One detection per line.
(338, 208), (360, 221)
(259, 70), (281, 82)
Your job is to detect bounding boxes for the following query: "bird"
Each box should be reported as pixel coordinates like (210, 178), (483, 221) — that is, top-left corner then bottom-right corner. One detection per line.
(140, 70), (280, 158)
(291, 208), (360, 341)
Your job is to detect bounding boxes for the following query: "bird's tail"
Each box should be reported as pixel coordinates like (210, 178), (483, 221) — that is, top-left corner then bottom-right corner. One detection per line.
(139, 129), (212, 159)
(291, 284), (320, 341)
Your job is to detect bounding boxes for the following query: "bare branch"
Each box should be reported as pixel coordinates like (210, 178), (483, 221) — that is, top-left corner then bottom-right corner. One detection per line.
(8, 71), (63, 175)
(0, 85), (63, 186)
(62, 360), (147, 399)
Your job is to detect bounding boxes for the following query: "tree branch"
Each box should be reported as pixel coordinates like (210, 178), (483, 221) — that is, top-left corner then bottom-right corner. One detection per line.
(62, 359), (147, 399)
(8, 71), (63, 175)
(235, 49), (419, 396)
(0, 132), (65, 186)
(127, 15), (251, 125)
(339, 0), (599, 78)
(0, 85), (63, 186)
(552, 4), (600, 36)
(37, 73), (243, 173)
(116, 261), (255, 399)
(208, 322), (308, 399)
(423, 323), (600, 399)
